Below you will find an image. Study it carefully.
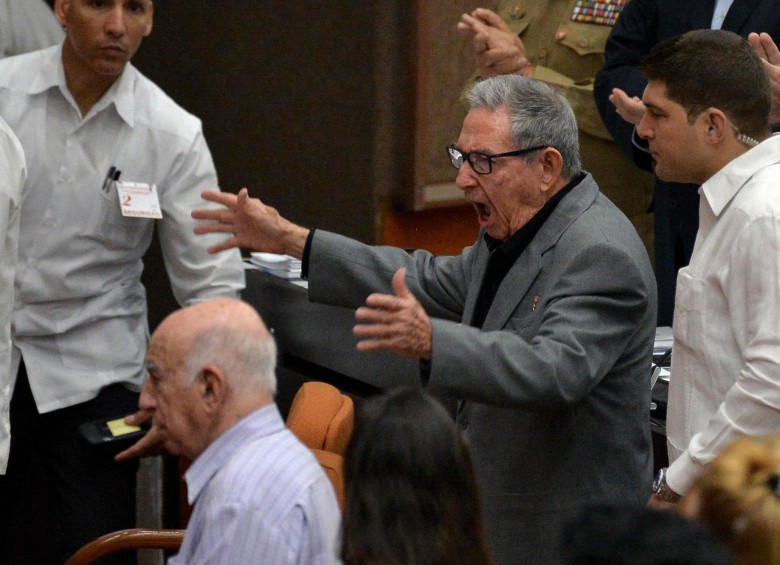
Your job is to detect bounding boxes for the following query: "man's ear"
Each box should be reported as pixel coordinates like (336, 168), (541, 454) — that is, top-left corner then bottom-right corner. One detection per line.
(195, 364), (226, 413)
(143, 1), (154, 37)
(701, 108), (729, 144)
(538, 147), (564, 193)
(54, 0), (69, 27)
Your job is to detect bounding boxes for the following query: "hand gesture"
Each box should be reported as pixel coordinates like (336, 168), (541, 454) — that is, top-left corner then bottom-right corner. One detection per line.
(748, 32), (780, 127)
(457, 8), (531, 78)
(609, 88), (646, 125)
(353, 268), (433, 359)
(192, 188), (309, 257)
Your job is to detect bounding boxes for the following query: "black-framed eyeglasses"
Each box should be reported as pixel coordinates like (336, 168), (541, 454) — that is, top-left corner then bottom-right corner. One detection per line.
(447, 144), (549, 175)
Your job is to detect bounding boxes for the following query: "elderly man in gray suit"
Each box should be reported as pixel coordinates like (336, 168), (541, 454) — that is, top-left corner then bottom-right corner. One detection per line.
(191, 75), (657, 564)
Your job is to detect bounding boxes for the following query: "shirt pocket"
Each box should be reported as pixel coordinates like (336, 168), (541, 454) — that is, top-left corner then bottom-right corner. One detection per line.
(673, 270), (707, 354)
(89, 181), (153, 251)
(558, 22), (611, 57)
(510, 18), (531, 38)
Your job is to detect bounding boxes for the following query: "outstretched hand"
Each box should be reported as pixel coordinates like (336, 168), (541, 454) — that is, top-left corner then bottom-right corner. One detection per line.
(353, 268), (433, 360)
(609, 88), (646, 126)
(192, 188), (309, 257)
(748, 32), (780, 126)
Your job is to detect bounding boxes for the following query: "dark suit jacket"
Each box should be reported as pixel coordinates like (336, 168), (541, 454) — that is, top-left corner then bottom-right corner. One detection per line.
(594, 0), (780, 325)
(594, 0), (780, 167)
(307, 174), (657, 564)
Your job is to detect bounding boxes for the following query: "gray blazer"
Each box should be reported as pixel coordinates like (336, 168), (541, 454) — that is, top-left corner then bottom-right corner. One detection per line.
(308, 174), (657, 564)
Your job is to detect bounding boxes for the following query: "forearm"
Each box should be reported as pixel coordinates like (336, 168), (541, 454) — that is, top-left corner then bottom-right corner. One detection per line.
(307, 230), (468, 320)
(667, 375), (780, 495)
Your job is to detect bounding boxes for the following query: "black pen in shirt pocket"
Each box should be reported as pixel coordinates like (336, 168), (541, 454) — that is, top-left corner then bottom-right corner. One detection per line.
(101, 166), (122, 192)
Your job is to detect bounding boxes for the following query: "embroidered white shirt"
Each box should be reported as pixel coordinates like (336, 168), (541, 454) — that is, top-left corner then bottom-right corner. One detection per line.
(666, 135), (780, 494)
(0, 45), (244, 412)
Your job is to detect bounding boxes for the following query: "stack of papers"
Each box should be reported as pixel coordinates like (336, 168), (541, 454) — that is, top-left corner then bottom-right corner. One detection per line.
(249, 252), (302, 280)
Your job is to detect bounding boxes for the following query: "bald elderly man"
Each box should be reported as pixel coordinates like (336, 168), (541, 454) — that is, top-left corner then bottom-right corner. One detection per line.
(131, 298), (340, 564)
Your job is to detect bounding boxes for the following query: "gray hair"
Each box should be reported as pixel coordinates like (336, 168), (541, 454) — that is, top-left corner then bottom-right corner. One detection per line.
(184, 325), (277, 395)
(466, 75), (581, 180)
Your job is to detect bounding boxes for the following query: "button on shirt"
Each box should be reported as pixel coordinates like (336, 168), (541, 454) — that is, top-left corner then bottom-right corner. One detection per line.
(666, 134), (780, 495)
(0, 115), (26, 473)
(0, 45), (245, 413)
(172, 404), (341, 565)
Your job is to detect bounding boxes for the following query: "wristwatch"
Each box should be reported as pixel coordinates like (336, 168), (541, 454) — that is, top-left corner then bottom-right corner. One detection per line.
(652, 467), (682, 503)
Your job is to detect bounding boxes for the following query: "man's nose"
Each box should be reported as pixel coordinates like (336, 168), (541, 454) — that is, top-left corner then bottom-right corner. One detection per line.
(455, 162), (478, 192)
(138, 381), (157, 411)
(637, 113), (652, 140)
(104, 6), (127, 36)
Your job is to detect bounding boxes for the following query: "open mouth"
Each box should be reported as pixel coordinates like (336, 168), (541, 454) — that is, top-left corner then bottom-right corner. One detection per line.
(473, 202), (491, 227)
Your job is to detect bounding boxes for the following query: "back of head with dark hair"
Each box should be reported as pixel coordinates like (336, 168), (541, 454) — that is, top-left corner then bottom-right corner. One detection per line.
(641, 29), (771, 139)
(341, 387), (493, 565)
(562, 504), (734, 565)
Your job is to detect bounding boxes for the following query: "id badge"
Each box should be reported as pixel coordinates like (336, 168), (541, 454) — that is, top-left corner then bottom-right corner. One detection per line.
(116, 181), (163, 219)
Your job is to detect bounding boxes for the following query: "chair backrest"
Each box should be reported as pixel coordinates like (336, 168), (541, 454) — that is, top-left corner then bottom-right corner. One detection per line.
(312, 448), (346, 509)
(286, 381), (354, 510)
(64, 528), (185, 565)
(286, 381), (354, 457)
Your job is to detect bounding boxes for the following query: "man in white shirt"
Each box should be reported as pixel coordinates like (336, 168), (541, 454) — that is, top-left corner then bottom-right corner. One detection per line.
(0, 117), (26, 476)
(635, 29), (780, 506)
(144, 298), (340, 565)
(0, 0), (63, 59)
(0, 0), (244, 562)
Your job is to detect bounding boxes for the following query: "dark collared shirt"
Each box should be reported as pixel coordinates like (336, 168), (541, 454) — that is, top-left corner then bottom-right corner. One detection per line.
(471, 173), (583, 328)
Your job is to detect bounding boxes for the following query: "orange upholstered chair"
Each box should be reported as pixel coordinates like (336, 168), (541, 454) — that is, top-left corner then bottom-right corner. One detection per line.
(286, 381), (354, 508)
(286, 381), (354, 457)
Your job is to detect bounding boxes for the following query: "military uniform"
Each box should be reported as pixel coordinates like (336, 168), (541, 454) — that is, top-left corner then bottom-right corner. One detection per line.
(492, 0), (655, 259)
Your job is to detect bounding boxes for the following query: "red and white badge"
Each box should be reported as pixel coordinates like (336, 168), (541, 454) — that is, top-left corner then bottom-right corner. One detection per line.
(116, 181), (163, 219)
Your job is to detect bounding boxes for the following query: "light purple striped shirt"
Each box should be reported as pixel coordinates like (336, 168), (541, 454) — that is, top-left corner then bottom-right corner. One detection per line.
(169, 404), (342, 564)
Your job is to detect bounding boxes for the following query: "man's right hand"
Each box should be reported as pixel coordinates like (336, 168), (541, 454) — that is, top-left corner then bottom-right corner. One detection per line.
(192, 188), (310, 258)
(114, 411), (178, 462)
(457, 8), (532, 78)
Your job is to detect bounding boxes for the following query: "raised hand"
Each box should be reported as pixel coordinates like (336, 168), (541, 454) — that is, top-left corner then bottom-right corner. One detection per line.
(457, 8), (531, 78)
(609, 87), (646, 126)
(748, 32), (780, 127)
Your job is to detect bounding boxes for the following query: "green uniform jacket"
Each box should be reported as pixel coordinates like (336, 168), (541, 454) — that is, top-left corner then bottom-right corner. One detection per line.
(496, 0), (655, 260)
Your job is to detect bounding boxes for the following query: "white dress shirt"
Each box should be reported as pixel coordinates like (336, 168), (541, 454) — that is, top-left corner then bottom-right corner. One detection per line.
(666, 134), (780, 495)
(0, 116), (26, 473)
(0, 45), (245, 413)
(0, 0), (63, 59)
(171, 404), (341, 565)
(710, 0), (735, 29)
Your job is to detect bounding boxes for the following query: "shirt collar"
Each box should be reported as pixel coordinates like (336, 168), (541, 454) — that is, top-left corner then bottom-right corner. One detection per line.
(23, 45), (64, 96)
(183, 403), (285, 506)
(24, 43), (136, 127)
(701, 134), (780, 217)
